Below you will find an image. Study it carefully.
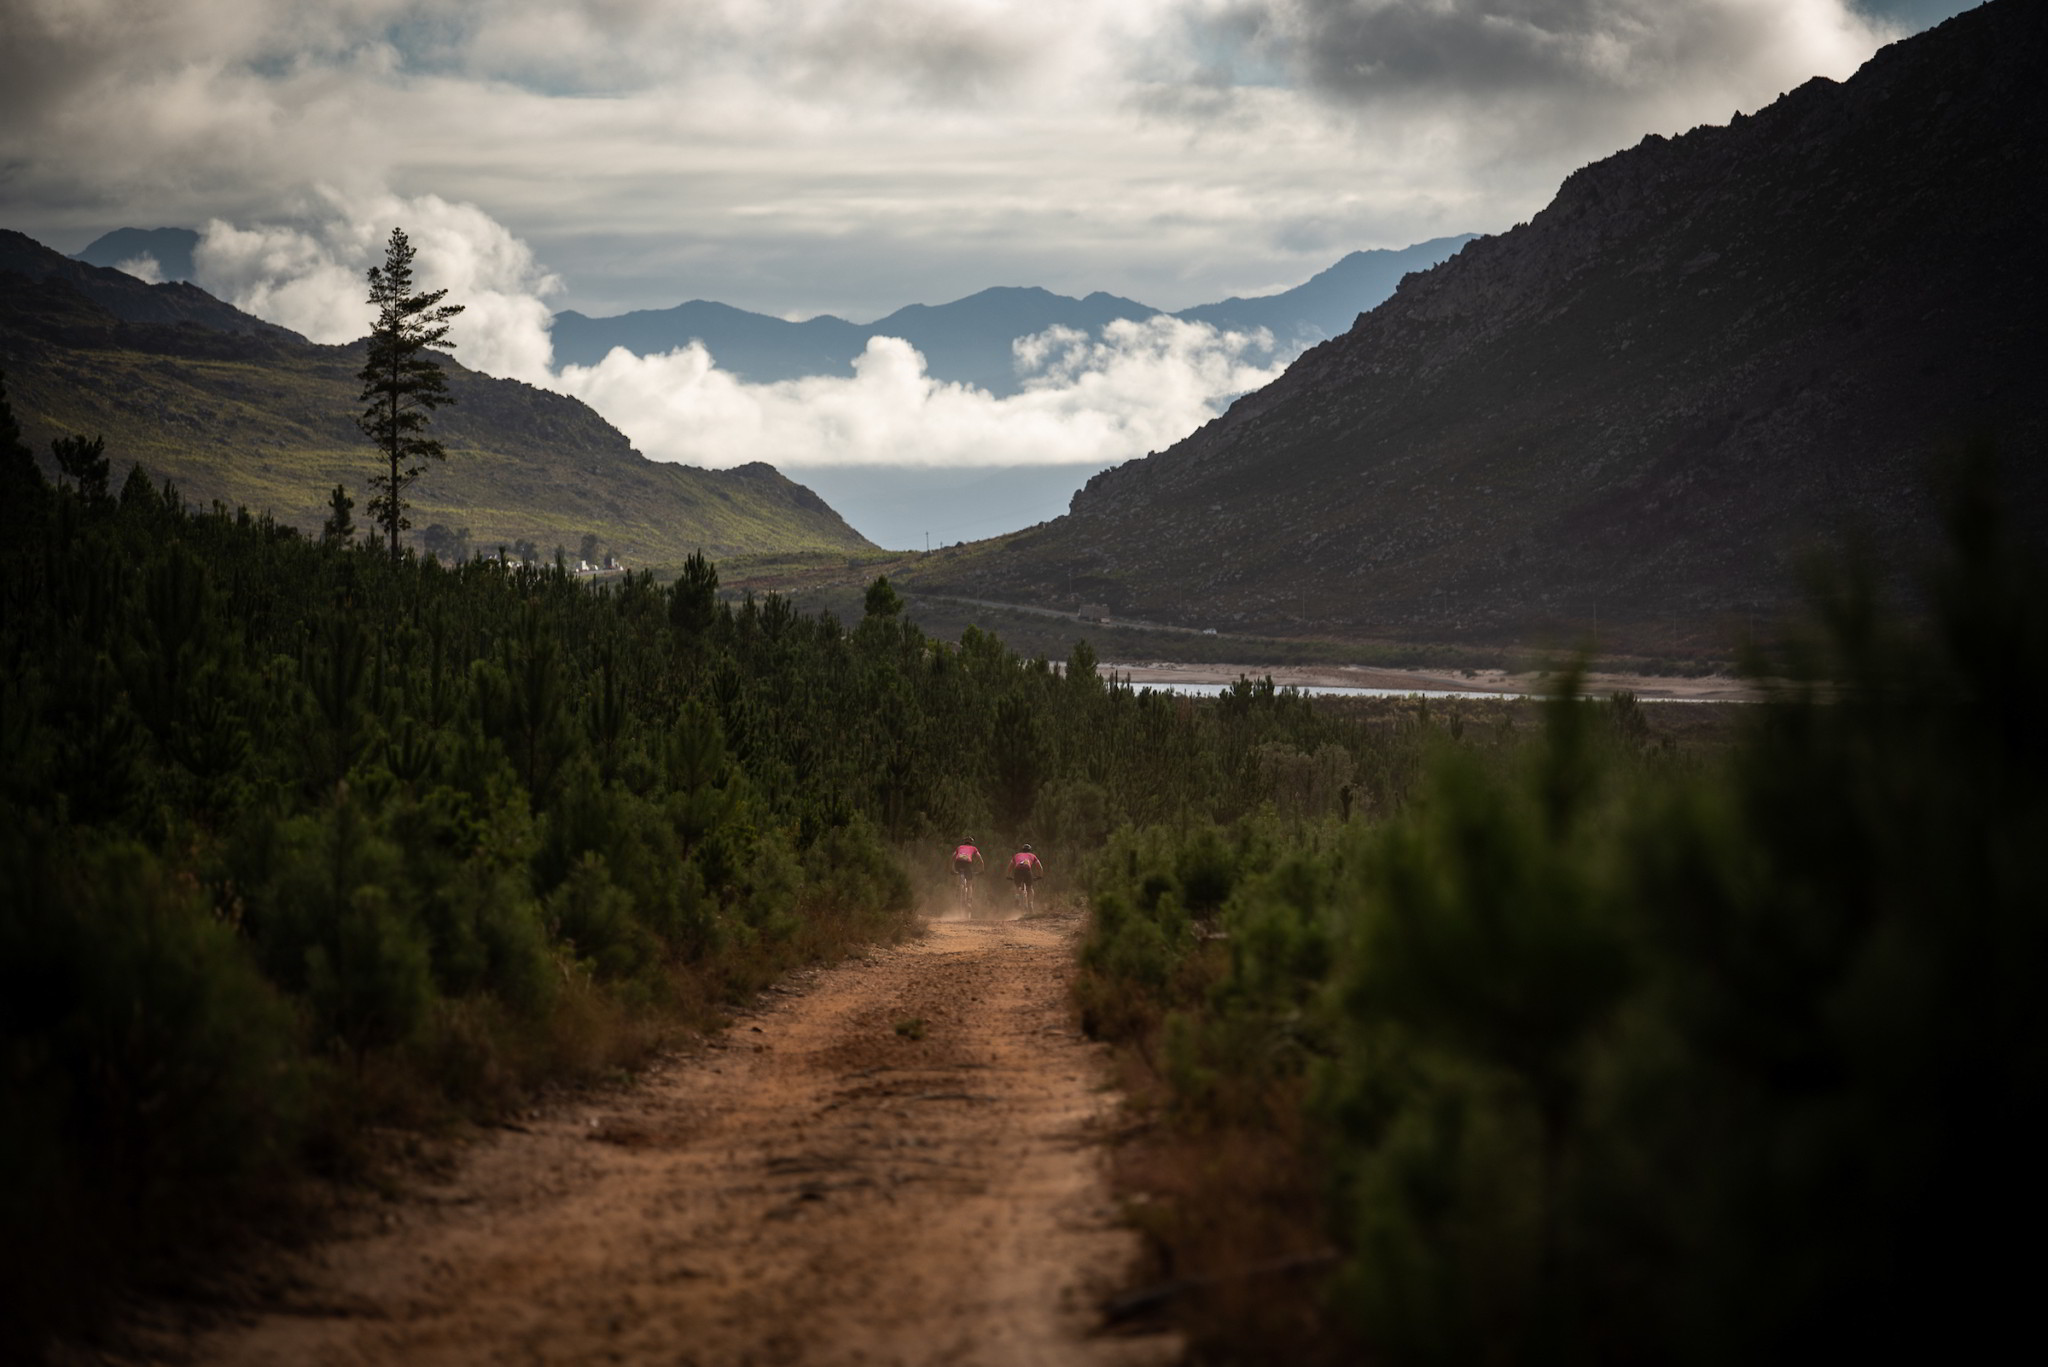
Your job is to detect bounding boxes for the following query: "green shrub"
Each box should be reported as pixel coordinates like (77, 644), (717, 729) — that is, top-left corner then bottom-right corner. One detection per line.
(0, 827), (306, 1348)
(1082, 455), (2048, 1362)
(546, 852), (656, 984)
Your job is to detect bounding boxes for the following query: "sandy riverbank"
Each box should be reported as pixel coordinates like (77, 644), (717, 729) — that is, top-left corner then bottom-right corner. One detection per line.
(1105, 661), (1760, 702)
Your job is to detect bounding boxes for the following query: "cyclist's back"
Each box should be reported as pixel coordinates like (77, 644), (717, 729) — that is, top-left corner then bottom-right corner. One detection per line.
(1009, 846), (1043, 884)
(1007, 845), (1044, 911)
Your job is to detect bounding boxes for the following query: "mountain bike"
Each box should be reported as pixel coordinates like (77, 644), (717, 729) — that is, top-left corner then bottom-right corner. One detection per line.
(1012, 876), (1036, 913)
(956, 868), (976, 914)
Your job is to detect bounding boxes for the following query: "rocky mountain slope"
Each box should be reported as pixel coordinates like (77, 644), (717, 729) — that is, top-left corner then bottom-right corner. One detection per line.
(6, 230), (291, 340)
(1, 232), (873, 564)
(905, 0), (2046, 653)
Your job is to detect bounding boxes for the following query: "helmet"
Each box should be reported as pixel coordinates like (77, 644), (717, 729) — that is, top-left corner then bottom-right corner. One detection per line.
(1021, 843), (1033, 852)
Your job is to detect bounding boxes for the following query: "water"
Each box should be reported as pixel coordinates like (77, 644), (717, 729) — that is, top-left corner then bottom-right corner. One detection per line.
(1114, 680), (1527, 701)
(1109, 679), (1733, 703)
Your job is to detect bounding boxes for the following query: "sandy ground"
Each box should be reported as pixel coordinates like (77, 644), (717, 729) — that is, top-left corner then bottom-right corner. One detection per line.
(153, 907), (1176, 1367)
(1107, 661), (1758, 701)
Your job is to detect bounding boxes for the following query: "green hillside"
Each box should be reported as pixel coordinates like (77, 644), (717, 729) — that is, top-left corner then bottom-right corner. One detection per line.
(0, 239), (872, 565)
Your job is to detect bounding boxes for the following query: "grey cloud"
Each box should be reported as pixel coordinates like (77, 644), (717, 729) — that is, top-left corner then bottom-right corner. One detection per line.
(1, 0), (1904, 324)
(434, 0), (1059, 104)
(1284, 0), (1656, 96)
(1149, 0), (1898, 196)
(0, 4), (128, 130)
(1216, 0), (1888, 103)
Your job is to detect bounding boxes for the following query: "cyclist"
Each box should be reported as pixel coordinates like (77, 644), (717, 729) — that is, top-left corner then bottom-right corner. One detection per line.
(951, 838), (984, 909)
(1008, 843), (1044, 911)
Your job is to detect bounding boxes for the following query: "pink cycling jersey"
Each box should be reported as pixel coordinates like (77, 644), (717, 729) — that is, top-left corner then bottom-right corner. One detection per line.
(953, 844), (980, 866)
(1009, 852), (1042, 879)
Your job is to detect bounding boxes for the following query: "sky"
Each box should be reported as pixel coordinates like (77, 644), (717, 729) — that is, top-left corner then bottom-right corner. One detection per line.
(0, 0), (1980, 526)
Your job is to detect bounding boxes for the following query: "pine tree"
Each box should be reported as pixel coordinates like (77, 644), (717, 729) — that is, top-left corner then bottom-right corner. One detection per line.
(670, 550), (720, 635)
(863, 574), (904, 619)
(0, 366), (49, 527)
(51, 433), (110, 501)
(321, 483), (355, 546)
(356, 227), (463, 560)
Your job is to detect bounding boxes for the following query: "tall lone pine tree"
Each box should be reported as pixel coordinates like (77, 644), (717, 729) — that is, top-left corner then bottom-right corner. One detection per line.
(356, 227), (464, 559)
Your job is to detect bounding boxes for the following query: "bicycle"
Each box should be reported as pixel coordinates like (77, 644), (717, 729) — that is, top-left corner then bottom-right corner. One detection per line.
(1012, 877), (1036, 913)
(956, 868), (976, 913)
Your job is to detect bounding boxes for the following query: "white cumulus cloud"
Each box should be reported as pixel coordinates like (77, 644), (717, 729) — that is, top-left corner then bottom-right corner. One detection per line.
(183, 194), (1293, 474)
(192, 191), (561, 382)
(552, 317), (1289, 469)
(113, 253), (165, 284)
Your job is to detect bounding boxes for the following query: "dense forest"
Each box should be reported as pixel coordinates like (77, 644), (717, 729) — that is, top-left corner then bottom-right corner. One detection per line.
(5, 351), (2040, 1362)
(0, 368), (1461, 1354)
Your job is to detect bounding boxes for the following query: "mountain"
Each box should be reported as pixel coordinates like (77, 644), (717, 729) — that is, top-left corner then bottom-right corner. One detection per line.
(863, 287), (1157, 393)
(73, 226), (200, 283)
(552, 300), (869, 384)
(899, 0), (2048, 654)
(0, 231), (873, 563)
(1175, 236), (1479, 345)
(552, 286), (1156, 394)
(549, 240), (1475, 395)
(6, 229), (290, 339)
(71, 226), (1477, 398)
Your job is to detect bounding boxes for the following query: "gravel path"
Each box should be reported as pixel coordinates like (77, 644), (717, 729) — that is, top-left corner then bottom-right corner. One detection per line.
(174, 907), (1176, 1367)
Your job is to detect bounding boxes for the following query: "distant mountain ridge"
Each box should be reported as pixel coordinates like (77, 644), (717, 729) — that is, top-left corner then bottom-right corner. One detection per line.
(551, 238), (1478, 394)
(72, 226), (200, 283)
(3, 230), (872, 563)
(1174, 238), (1482, 343)
(902, 0), (2048, 652)
(74, 228), (1477, 398)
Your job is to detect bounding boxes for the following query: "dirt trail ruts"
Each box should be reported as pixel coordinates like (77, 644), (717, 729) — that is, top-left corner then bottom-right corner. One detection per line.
(177, 907), (1176, 1367)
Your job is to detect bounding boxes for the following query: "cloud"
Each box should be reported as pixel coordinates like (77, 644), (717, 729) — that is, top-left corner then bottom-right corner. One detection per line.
(180, 192), (1287, 474)
(3, 2), (1910, 322)
(1231, 0), (1880, 97)
(192, 191), (560, 381)
(1187, 0), (1896, 163)
(114, 253), (165, 284)
(553, 316), (1289, 469)
(446, 0), (1102, 104)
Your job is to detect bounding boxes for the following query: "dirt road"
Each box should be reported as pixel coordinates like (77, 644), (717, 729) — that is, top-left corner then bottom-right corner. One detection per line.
(179, 907), (1175, 1367)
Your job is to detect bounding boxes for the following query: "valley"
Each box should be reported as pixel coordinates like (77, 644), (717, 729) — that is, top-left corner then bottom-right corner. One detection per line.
(7, 3), (2039, 1365)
